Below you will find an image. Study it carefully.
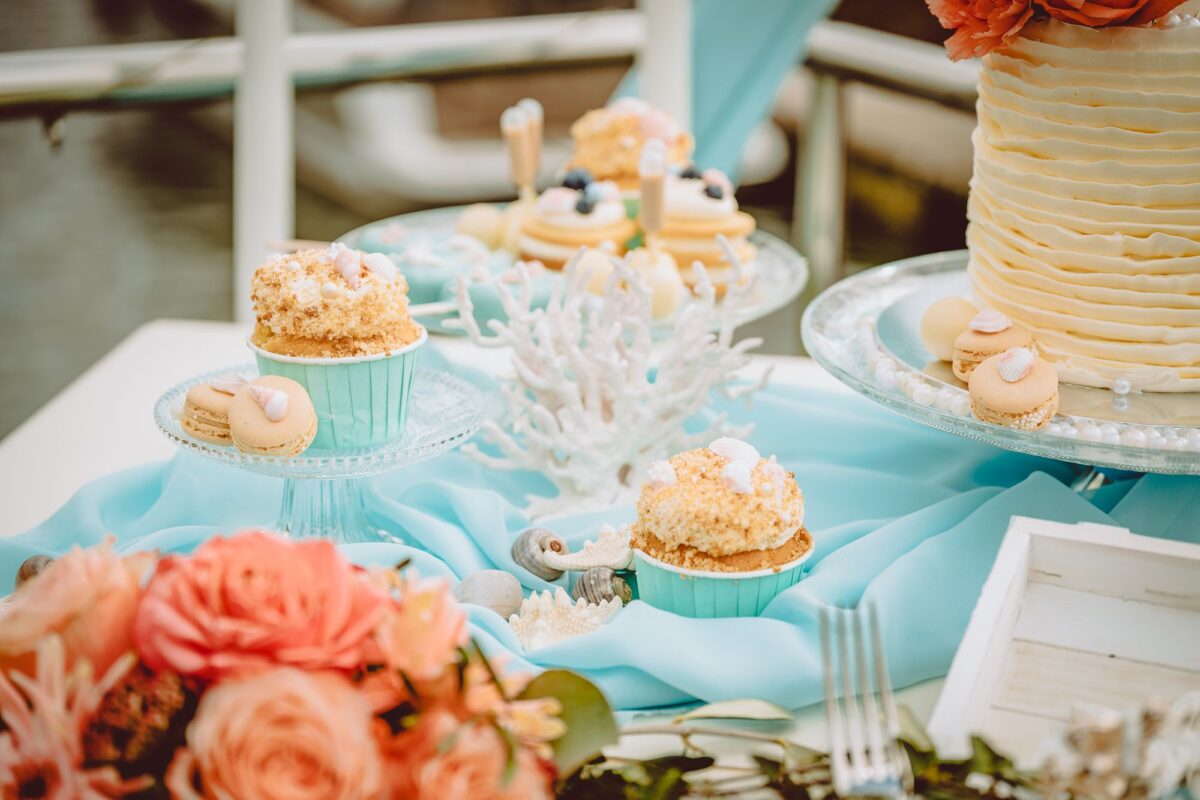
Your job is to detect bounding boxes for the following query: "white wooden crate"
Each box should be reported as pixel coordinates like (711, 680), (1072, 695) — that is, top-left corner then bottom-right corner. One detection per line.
(928, 516), (1200, 766)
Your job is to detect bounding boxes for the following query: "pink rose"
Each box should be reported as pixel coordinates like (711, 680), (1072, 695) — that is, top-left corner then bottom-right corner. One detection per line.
(380, 709), (554, 800)
(133, 531), (389, 680)
(0, 538), (153, 677)
(926, 0), (1034, 59)
(165, 669), (384, 800)
(1035, 0), (1190, 25)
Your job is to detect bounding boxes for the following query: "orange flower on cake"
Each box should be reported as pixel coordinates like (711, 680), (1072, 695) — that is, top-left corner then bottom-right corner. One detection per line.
(132, 530), (391, 680)
(925, 0), (1035, 59)
(0, 538), (153, 678)
(1035, 0), (1190, 25)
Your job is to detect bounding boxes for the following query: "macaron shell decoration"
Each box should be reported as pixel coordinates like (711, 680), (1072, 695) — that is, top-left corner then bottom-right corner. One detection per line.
(968, 348), (1060, 432)
(229, 376), (318, 457)
(920, 297), (977, 363)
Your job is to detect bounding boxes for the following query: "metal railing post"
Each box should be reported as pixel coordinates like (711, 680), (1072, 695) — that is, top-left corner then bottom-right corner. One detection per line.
(234, 0), (293, 322)
(795, 71), (846, 302)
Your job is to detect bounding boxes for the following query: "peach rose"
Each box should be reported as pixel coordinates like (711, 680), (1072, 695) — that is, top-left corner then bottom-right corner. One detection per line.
(926, 0), (1034, 59)
(166, 669), (384, 800)
(379, 709), (554, 800)
(0, 538), (153, 677)
(133, 531), (389, 680)
(1035, 0), (1189, 25)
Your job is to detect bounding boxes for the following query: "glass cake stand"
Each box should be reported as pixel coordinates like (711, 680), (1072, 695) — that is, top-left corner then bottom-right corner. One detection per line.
(340, 205), (809, 335)
(155, 365), (486, 542)
(802, 251), (1200, 476)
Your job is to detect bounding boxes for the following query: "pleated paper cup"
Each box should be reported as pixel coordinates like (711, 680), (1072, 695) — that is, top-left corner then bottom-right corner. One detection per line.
(632, 547), (811, 618)
(248, 328), (426, 450)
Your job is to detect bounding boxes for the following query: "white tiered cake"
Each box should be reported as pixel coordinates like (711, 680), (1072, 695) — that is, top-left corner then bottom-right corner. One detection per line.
(967, 12), (1200, 393)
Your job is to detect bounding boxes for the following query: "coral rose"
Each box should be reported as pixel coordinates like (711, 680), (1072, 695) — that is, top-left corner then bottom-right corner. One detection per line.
(165, 669), (384, 800)
(133, 531), (389, 680)
(0, 538), (153, 677)
(379, 709), (554, 800)
(926, 0), (1034, 59)
(1034, 0), (1190, 25)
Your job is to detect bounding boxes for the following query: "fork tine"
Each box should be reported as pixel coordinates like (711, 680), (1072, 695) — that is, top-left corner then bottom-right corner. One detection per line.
(821, 606), (850, 795)
(869, 602), (901, 739)
(838, 609), (868, 786)
(855, 607), (887, 773)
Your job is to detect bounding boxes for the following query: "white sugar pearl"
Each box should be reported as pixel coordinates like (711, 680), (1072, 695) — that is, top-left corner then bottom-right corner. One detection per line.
(913, 384), (936, 406)
(1102, 431), (1121, 445)
(1112, 378), (1131, 396)
(286, 260), (302, 272)
(1078, 424), (1103, 442)
(951, 395), (971, 416)
(1112, 396), (1130, 413)
(320, 281), (342, 299)
(876, 370), (898, 390)
(935, 388), (957, 411)
(1185, 429), (1200, 445)
(1056, 424), (1078, 440)
(1046, 422), (1062, 436)
(1167, 436), (1188, 451)
(1119, 429), (1146, 447)
(1098, 423), (1119, 438)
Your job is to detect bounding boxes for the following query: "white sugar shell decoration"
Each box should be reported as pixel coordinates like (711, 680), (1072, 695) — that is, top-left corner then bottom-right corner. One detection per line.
(363, 252), (398, 283)
(969, 309), (1012, 334)
(644, 460), (677, 490)
(710, 437), (761, 494)
(508, 588), (622, 652)
(453, 570), (524, 619)
(328, 242), (362, 289)
(543, 525), (633, 572)
(996, 347), (1036, 383)
(209, 373), (246, 396)
(248, 384), (289, 422)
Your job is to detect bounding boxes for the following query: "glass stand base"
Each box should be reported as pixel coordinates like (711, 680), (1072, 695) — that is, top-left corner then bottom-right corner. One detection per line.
(277, 477), (392, 544)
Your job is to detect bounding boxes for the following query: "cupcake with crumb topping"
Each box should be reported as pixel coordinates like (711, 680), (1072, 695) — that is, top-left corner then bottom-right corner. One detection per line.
(248, 244), (426, 449)
(631, 437), (812, 617)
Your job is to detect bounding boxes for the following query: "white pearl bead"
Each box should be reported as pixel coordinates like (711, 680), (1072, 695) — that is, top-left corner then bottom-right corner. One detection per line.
(1112, 396), (1130, 413)
(1098, 423), (1119, 437)
(1112, 378), (1131, 396)
(1147, 432), (1167, 449)
(1167, 436), (1188, 451)
(951, 396), (971, 416)
(876, 370), (898, 390)
(1056, 424), (1078, 440)
(913, 384), (936, 406)
(1102, 432), (1121, 446)
(1185, 429), (1200, 445)
(935, 388), (957, 411)
(1078, 424), (1103, 442)
(1046, 422), (1062, 436)
(1119, 430), (1146, 447)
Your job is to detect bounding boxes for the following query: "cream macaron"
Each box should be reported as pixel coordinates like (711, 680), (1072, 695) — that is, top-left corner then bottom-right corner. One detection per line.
(181, 373), (247, 444)
(920, 297), (978, 363)
(952, 309), (1034, 382)
(229, 376), (318, 457)
(969, 347), (1059, 431)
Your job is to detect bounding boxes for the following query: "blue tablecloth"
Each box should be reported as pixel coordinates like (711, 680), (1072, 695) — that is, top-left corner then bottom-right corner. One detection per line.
(4, 350), (1197, 711)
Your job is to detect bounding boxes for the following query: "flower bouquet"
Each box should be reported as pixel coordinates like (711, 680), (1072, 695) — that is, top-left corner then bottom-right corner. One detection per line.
(0, 532), (617, 799)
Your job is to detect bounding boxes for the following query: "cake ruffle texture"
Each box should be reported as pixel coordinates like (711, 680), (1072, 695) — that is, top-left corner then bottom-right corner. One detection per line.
(967, 17), (1200, 392)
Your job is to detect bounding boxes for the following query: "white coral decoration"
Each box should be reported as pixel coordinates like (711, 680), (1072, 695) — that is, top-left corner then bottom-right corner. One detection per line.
(452, 235), (769, 517)
(508, 588), (622, 652)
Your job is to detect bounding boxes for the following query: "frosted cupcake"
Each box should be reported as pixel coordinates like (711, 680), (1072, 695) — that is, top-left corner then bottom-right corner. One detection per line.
(654, 167), (757, 296)
(568, 98), (693, 211)
(631, 438), (812, 617)
(249, 244), (426, 449)
(518, 174), (636, 269)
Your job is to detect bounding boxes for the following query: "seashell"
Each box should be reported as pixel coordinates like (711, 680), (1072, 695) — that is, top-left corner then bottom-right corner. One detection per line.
(710, 437), (760, 494)
(209, 372), (246, 396)
(248, 384), (289, 422)
(511, 528), (568, 581)
(508, 588), (621, 651)
(363, 252), (398, 283)
(571, 567), (633, 606)
(996, 347), (1036, 383)
(453, 570), (524, 619)
(543, 525), (633, 572)
(328, 242), (362, 288)
(969, 309), (1012, 334)
(16, 554), (53, 589)
(644, 460), (676, 490)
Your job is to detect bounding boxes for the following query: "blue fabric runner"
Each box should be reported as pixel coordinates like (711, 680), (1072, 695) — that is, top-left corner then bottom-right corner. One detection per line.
(2, 348), (1195, 712)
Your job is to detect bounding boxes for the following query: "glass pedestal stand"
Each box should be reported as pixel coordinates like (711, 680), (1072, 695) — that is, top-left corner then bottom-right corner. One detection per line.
(155, 366), (486, 544)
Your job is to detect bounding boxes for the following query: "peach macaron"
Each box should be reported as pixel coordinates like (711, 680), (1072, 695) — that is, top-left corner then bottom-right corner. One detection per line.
(969, 347), (1059, 432)
(181, 373), (246, 444)
(952, 309), (1033, 382)
(229, 376), (318, 457)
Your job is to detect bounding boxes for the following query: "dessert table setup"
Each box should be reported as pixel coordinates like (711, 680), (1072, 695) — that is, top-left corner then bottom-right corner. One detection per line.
(3, 4), (1200, 798)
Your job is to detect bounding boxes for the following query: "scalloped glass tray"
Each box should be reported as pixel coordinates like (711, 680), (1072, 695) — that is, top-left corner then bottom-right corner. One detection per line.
(802, 251), (1200, 475)
(155, 365), (485, 541)
(340, 205), (809, 335)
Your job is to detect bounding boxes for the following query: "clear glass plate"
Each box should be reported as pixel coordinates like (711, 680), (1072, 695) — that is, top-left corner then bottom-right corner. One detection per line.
(340, 205), (809, 335)
(801, 251), (1200, 475)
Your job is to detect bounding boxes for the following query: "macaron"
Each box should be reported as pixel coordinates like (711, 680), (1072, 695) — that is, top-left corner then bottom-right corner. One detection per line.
(920, 297), (977, 363)
(229, 376), (318, 457)
(180, 373), (246, 444)
(969, 347), (1059, 431)
(952, 309), (1033, 382)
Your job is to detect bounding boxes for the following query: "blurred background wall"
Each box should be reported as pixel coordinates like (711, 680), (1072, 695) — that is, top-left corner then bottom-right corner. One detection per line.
(0, 0), (974, 437)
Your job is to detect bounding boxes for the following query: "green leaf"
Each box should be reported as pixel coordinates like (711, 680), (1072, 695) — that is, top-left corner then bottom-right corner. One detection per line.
(673, 699), (794, 724)
(518, 669), (618, 776)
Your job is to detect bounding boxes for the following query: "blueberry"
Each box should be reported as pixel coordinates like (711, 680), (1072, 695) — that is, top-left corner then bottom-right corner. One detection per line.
(680, 164), (702, 180)
(704, 183), (725, 199)
(575, 196), (595, 214)
(563, 168), (593, 191)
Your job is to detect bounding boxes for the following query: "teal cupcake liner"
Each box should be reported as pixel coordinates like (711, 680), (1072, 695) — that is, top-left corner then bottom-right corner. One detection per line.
(632, 548), (810, 618)
(249, 329), (426, 450)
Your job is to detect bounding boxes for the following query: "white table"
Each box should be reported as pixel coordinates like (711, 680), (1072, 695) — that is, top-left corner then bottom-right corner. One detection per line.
(0, 318), (944, 755)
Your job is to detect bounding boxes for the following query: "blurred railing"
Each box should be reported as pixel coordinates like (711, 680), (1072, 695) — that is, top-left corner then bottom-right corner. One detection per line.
(0, 12), (978, 312)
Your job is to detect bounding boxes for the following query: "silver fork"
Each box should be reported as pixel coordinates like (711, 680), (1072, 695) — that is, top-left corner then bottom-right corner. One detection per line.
(820, 603), (913, 798)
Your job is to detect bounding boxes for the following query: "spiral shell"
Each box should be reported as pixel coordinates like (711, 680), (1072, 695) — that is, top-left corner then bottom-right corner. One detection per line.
(16, 555), (53, 589)
(571, 567), (633, 606)
(511, 528), (567, 581)
(453, 570), (524, 619)
(969, 309), (1012, 334)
